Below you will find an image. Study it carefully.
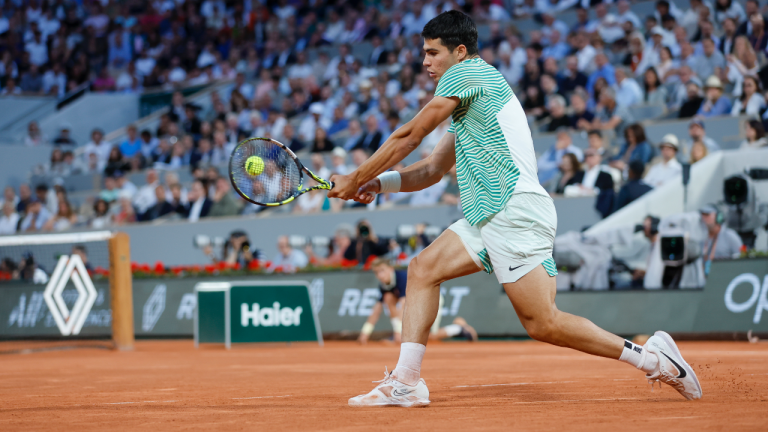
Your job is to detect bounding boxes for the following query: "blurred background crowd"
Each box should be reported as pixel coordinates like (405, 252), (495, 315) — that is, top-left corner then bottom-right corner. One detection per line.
(0, 0), (766, 238)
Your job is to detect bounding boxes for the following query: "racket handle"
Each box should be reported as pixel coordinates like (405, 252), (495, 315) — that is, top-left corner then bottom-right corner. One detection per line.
(329, 181), (335, 189)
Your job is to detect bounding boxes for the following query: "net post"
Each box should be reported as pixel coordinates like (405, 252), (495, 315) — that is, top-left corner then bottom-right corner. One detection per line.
(109, 232), (134, 350)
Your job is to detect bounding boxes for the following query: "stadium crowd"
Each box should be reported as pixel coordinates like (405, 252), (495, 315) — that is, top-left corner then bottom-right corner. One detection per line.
(3, 0), (768, 236)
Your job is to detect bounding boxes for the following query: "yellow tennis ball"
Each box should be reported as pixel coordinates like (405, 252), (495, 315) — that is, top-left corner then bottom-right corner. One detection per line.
(245, 156), (265, 176)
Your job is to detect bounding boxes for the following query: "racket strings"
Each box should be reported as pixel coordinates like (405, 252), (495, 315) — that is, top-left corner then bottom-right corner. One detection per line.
(231, 139), (301, 204)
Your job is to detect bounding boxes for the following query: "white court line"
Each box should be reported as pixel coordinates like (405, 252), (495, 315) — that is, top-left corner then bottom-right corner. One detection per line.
(510, 398), (639, 404)
(104, 400), (178, 405)
(453, 381), (574, 388)
(232, 395), (292, 400)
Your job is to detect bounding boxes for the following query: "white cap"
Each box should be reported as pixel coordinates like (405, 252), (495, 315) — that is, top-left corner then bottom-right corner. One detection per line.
(331, 147), (347, 158)
(309, 102), (324, 115)
(660, 134), (679, 150)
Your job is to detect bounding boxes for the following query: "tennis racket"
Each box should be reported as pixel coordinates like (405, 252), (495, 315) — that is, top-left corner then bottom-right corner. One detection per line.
(229, 137), (334, 206)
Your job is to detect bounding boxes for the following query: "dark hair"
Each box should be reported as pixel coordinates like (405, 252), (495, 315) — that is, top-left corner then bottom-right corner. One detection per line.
(656, 0), (670, 9)
(73, 244), (87, 255)
(644, 67), (662, 95)
(747, 118), (766, 140)
(588, 129), (602, 138)
(421, 11), (478, 56)
(562, 153), (582, 172)
(741, 76), (762, 102)
(624, 123), (648, 144)
(629, 160), (646, 178)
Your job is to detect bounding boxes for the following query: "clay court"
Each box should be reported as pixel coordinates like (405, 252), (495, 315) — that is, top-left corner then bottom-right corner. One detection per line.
(2, 340), (768, 431)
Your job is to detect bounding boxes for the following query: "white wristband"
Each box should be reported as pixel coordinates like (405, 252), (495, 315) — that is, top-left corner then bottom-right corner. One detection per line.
(377, 171), (401, 193)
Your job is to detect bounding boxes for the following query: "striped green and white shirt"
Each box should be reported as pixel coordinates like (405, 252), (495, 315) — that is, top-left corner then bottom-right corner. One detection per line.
(434, 57), (548, 226)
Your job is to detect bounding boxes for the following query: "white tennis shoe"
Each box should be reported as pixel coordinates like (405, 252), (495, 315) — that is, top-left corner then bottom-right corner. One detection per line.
(348, 368), (430, 407)
(644, 331), (702, 400)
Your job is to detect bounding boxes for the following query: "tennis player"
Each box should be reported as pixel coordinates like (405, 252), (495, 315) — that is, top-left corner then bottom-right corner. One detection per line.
(359, 257), (477, 344)
(328, 11), (702, 407)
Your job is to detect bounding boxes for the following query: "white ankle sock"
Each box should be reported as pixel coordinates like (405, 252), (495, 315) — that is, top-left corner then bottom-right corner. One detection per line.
(619, 340), (658, 374)
(393, 342), (426, 385)
(443, 324), (463, 337)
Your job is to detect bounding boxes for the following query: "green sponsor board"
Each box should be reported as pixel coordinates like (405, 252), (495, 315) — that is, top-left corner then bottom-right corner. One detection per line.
(194, 281), (322, 348)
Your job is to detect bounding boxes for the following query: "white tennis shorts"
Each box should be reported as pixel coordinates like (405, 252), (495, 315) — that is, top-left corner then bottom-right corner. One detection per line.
(449, 193), (558, 284)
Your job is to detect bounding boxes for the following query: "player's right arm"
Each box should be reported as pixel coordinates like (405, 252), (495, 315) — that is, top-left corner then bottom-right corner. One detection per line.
(328, 96), (459, 201)
(358, 301), (383, 344)
(352, 132), (456, 204)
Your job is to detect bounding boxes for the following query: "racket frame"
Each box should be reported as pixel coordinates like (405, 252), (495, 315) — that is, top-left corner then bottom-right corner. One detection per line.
(229, 137), (334, 207)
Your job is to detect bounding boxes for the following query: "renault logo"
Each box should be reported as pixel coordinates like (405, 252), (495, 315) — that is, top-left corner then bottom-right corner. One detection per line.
(42, 254), (98, 336)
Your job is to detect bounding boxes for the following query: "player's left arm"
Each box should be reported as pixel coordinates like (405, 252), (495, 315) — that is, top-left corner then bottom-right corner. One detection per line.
(328, 96), (459, 200)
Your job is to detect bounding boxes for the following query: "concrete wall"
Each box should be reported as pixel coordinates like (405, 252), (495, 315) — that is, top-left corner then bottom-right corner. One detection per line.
(39, 94), (139, 146)
(0, 146), (54, 191)
(0, 97), (57, 134)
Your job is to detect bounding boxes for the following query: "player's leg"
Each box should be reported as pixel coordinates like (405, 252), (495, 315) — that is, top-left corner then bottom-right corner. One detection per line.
(349, 225), (482, 407)
(429, 317), (478, 341)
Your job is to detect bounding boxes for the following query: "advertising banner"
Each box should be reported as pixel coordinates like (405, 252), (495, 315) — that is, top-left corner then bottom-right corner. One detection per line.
(2, 258), (767, 339)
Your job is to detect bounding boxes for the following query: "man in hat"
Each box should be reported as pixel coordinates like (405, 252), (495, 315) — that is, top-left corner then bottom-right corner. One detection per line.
(682, 118), (721, 162)
(298, 102), (326, 143)
(644, 134), (682, 188)
(697, 76), (732, 117)
(692, 38), (726, 81)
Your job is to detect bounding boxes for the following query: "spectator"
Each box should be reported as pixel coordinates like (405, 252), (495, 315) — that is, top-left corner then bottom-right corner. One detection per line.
(20, 64), (43, 93)
(644, 134), (683, 188)
(569, 91), (595, 130)
(714, 0), (747, 27)
(43, 198), (77, 232)
(132, 170), (159, 215)
(643, 67), (669, 104)
(1, 78), (21, 95)
(82, 128), (111, 167)
(331, 147), (350, 175)
(310, 153), (332, 182)
(613, 66), (643, 107)
(748, 13), (768, 52)
(354, 114), (384, 152)
(611, 123), (654, 172)
(271, 235), (308, 273)
(587, 52), (616, 96)
(559, 55), (588, 95)
(697, 76), (733, 117)
(24, 121), (46, 146)
(99, 176), (120, 203)
(305, 224), (354, 267)
(441, 165), (460, 206)
(344, 220), (390, 265)
(681, 118), (721, 162)
(614, 161), (653, 212)
(740, 119), (768, 149)
(298, 102), (326, 143)
(114, 171), (137, 200)
(281, 123), (305, 153)
(343, 119), (365, 151)
(16, 184), (32, 214)
(104, 147), (130, 176)
(19, 199), (51, 232)
(0, 202), (19, 235)
(579, 149), (615, 217)
(120, 125), (142, 158)
(553, 153), (584, 195)
(52, 124), (75, 148)
(1, 186), (18, 210)
(204, 230), (258, 269)
(209, 177), (241, 217)
(591, 87), (635, 133)
(731, 75), (765, 116)
(692, 38), (726, 81)
(545, 95), (570, 132)
(113, 197), (136, 226)
(679, 80), (706, 118)
(140, 186), (174, 222)
(690, 141), (709, 163)
(179, 180), (212, 222)
(538, 130), (584, 184)
(587, 130), (608, 156)
(294, 179), (325, 214)
(669, 66), (702, 109)
(701, 204), (743, 259)
(311, 127), (336, 153)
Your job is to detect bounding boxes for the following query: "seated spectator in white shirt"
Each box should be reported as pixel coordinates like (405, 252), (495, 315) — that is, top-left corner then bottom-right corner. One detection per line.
(739, 119), (768, 150)
(270, 235), (308, 273)
(82, 128), (112, 167)
(613, 66), (643, 108)
(19, 199), (51, 232)
(644, 134), (683, 188)
(0, 202), (19, 235)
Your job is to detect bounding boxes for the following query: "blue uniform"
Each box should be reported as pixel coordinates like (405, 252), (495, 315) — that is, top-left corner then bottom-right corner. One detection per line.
(379, 269), (407, 301)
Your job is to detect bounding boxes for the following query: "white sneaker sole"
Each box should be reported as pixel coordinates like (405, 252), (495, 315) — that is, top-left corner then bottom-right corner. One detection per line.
(348, 398), (430, 408)
(655, 330), (703, 399)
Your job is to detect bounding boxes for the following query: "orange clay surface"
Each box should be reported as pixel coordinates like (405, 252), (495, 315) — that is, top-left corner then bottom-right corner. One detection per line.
(1, 339), (767, 431)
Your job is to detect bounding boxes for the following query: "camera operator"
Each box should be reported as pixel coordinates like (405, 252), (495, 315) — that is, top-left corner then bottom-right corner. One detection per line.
(203, 230), (260, 268)
(632, 216), (663, 289)
(344, 219), (390, 264)
(700, 205), (743, 274)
